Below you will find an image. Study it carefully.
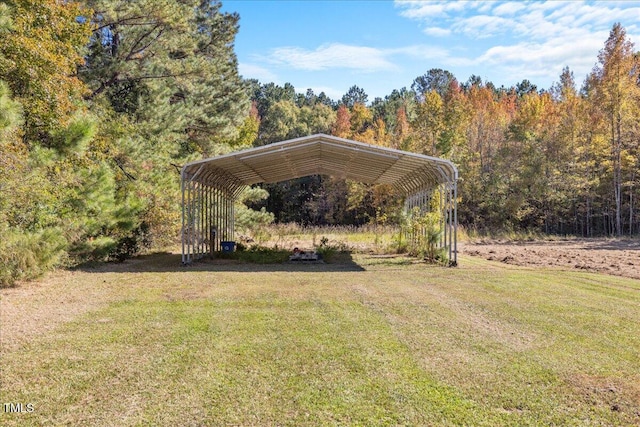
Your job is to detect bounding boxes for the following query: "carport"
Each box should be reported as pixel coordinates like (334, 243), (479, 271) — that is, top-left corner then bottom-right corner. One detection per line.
(181, 134), (458, 265)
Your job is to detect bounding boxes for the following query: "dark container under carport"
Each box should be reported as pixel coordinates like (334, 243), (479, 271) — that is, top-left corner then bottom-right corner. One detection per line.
(221, 241), (236, 253)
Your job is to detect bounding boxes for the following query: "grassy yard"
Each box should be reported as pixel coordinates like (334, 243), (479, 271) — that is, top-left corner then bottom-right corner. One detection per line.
(1, 253), (639, 426)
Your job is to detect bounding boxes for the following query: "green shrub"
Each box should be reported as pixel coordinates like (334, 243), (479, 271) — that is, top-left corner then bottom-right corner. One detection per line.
(68, 222), (152, 263)
(400, 208), (447, 265)
(387, 238), (409, 254)
(235, 187), (274, 243)
(0, 227), (67, 287)
(315, 236), (343, 262)
(70, 236), (117, 262)
(109, 223), (152, 262)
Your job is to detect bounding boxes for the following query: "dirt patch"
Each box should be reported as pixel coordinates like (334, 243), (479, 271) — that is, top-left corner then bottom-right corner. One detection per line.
(0, 254), (169, 352)
(462, 238), (640, 280)
(565, 373), (640, 419)
(0, 269), (131, 352)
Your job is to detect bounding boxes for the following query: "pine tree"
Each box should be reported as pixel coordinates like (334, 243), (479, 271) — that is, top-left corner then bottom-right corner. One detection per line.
(78, 0), (251, 250)
(341, 85), (368, 108)
(412, 69), (457, 100)
(82, 0), (249, 157)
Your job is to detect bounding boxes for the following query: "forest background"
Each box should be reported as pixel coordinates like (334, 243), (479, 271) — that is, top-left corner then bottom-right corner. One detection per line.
(1, 0), (639, 286)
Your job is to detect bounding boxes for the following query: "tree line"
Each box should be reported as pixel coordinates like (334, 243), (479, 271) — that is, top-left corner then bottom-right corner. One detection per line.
(247, 23), (640, 239)
(0, 1), (638, 285)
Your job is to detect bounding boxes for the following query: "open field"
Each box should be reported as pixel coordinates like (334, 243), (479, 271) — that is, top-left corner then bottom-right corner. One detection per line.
(2, 250), (640, 426)
(463, 238), (640, 281)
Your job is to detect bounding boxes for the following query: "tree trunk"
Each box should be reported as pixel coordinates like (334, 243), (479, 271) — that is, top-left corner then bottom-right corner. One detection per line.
(614, 114), (622, 236)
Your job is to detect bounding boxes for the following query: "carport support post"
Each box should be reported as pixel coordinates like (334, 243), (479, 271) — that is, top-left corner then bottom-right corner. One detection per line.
(216, 189), (221, 251)
(196, 182), (201, 258)
(223, 193), (227, 242)
(447, 182), (452, 264)
(202, 182), (206, 257)
(439, 185), (445, 250)
(196, 182), (202, 259)
(186, 179), (192, 262)
(225, 193), (229, 243)
(181, 169), (186, 264)
(192, 182), (197, 259)
(209, 185), (214, 258)
(181, 165), (204, 264)
(217, 190), (221, 250)
(453, 181), (458, 266)
(213, 189), (218, 252)
(230, 195), (235, 242)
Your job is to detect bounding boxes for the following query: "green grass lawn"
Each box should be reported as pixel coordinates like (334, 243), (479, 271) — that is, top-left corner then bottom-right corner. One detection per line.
(1, 253), (639, 426)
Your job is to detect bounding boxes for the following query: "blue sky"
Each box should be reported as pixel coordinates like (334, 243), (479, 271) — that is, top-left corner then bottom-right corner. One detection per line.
(221, 1), (640, 102)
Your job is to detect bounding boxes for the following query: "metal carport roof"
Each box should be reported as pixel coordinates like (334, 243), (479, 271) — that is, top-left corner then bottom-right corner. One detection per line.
(182, 133), (458, 193)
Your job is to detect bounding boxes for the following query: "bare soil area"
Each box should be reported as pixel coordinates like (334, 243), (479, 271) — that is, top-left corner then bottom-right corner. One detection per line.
(462, 238), (640, 280)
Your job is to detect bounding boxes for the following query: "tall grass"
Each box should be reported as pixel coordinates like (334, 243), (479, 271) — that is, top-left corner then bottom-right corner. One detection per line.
(266, 221), (453, 263)
(266, 222), (401, 254)
(462, 226), (578, 243)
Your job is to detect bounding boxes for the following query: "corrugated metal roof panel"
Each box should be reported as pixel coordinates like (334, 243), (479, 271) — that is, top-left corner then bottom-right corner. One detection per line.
(182, 134), (457, 194)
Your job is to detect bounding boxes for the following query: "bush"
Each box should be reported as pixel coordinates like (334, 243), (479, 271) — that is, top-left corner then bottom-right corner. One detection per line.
(387, 239), (409, 254)
(315, 236), (344, 262)
(401, 208), (448, 265)
(0, 227), (67, 287)
(235, 187), (275, 243)
(70, 236), (117, 262)
(109, 223), (152, 262)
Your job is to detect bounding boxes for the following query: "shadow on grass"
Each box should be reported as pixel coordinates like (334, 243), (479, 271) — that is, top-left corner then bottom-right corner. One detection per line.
(76, 251), (366, 273)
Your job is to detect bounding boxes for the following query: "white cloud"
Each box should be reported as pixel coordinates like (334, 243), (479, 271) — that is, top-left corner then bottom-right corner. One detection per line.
(423, 26), (451, 37)
(394, 0), (640, 87)
(391, 44), (473, 68)
(395, 0), (640, 40)
(476, 32), (611, 85)
(263, 42), (455, 74)
(453, 15), (522, 39)
(475, 1), (493, 14)
(573, 4), (640, 27)
(393, 45), (451, 59)
(395, 0), (465, 19)
(493, 2), (525, 16)
(267, 43), (398, 72)
(238, 63), (279, 83)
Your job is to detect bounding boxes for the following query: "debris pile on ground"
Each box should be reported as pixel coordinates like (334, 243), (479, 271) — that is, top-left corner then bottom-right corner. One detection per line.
(289, 247), (321, 262)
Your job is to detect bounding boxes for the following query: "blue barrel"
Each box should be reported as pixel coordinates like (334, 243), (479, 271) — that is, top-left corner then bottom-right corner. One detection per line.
(221, 241), (235, 253)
